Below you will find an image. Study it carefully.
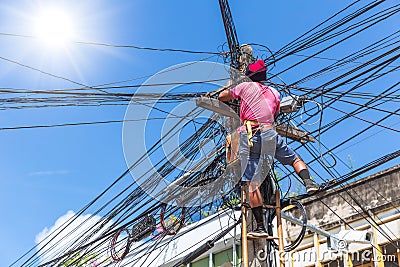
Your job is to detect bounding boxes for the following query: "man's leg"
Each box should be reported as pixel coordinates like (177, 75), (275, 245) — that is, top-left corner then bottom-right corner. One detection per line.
(239, 132), (269, 238)
(247, 181), (268, 237)
(292, 157), (319, 194)
(274, 134), (319, 194)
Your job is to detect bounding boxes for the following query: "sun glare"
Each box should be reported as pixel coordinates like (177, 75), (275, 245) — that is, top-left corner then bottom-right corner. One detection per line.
(34, 8), (75, 47)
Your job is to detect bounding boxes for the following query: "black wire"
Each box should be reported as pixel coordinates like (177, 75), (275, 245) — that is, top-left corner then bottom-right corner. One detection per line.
(269, 0), (363, 60)
(299, 142), (400, 251)
(0, 118), (169, 131)
(271, 6), (400, 81)
(15, 108), (207, 266)
(268, 0), (385, 64)
(0, 32), (222, 55)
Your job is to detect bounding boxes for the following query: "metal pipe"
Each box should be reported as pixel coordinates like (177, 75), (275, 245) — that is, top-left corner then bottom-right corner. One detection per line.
(233, 226), (237, 267)
(280, 212), (338, 241)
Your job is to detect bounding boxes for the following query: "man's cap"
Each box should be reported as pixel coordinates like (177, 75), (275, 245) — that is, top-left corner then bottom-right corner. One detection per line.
(248, 60), (267, 72)
(245, 60), (267, 82)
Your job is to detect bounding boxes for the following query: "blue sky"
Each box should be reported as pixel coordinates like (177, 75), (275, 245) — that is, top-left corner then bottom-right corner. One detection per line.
(0, 0), (399, 265)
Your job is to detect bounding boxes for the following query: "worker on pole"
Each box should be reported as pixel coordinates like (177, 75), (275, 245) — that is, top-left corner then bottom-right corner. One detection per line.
(218, 60), (319, 238)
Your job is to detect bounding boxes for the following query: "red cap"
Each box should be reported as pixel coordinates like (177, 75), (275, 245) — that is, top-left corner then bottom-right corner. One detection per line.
(248, 60), (267, 72)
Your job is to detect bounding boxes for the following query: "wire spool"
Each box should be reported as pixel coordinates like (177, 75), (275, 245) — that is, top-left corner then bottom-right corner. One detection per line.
(109, 227), (131, 262)
(269, 199), (307, 252)
(160, 204), (187, 236)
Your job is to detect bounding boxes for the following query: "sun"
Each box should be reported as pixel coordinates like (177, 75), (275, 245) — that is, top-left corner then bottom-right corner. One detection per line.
(33, 7), (76, 47)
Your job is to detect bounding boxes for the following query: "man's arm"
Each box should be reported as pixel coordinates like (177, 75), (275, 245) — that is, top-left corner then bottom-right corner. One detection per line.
(274, 88), (281, 121)
(218, 89), (234, 102)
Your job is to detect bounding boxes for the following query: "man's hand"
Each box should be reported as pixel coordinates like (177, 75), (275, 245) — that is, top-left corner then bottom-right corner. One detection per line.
(218, 89), (234, 102)
(204, 91), (213, 97)
(205, 79), (234, 100)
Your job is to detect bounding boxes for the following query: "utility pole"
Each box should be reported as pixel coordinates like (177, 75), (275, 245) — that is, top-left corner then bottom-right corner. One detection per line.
(215, 1), (300, 266)
(218, 1), (255, 266)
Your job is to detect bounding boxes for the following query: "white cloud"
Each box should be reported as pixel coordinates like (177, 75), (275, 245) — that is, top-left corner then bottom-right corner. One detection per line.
(35, 210), (160, 266)
(29, 170), (69, 176)
(35, 210), (111, 266)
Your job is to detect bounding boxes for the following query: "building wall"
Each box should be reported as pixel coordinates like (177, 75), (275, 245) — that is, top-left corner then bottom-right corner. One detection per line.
(288, 165), (400, 267)
(302, 165), (400, 230)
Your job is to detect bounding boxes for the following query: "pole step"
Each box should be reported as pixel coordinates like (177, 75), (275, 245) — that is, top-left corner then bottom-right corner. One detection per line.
(247, 234), (279, 240)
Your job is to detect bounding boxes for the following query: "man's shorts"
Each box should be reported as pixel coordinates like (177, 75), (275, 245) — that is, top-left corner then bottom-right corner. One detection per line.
(275, 133), (298, 165)
(239, 129), (297, 182)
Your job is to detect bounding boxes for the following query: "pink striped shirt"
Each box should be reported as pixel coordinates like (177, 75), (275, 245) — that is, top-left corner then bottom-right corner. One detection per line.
(230, 82), (280, 128)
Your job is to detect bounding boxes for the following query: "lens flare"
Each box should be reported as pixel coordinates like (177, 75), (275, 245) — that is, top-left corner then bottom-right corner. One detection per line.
(34, 8), (75, 46)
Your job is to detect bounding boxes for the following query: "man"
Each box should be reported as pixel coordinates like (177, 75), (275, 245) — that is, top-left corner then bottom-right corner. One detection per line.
(218, 60), (319, 238)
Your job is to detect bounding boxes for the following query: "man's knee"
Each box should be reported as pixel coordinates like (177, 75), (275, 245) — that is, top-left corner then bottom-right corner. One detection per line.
(247, 181), (261, 193)
(247, 181), (263, 208)
(292, 156), (307, 173)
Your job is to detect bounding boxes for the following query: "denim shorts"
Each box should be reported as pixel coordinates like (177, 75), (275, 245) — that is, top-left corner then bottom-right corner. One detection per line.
(239, 129), (297, 182)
